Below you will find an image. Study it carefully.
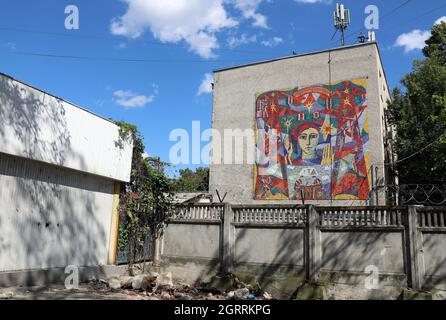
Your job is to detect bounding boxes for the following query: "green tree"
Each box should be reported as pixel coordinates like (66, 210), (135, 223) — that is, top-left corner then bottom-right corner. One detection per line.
(115, 121), (175, 274)
(386, 22), (446, 184)
(174, 167), (209, 192)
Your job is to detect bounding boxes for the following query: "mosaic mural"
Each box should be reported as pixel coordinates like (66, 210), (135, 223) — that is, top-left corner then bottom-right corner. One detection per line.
(254, 79), (371, 201)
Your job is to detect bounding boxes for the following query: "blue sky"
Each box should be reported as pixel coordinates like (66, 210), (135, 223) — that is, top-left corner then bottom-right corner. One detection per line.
(0, 0), (445, 175)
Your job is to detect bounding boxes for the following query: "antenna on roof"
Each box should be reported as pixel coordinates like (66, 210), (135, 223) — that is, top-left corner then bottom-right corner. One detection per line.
(358, 32), (366, 44)
(333, 3), (350, 46)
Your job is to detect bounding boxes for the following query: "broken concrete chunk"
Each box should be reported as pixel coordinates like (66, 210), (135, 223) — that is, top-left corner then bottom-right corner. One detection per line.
(132, 274), (157, 291)
(119, 276), (134, 289)
(108, 278), (122, 290)
(263, 292), (273, 300)
(155, 272), (173, 288)
(0, 292), (15, 299)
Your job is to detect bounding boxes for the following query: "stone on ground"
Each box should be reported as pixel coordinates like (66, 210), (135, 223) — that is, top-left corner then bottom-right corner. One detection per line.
(155, 272), (173, 288)
(108, 278), (122, 290)
(132, 274), (157, 291)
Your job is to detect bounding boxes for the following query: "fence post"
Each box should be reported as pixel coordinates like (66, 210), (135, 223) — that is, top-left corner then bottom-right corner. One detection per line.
(307, 205), (321, 281)
(152, 237), (161, 267)
(222, 203), (235, 273)
(407, 206), (422, 290)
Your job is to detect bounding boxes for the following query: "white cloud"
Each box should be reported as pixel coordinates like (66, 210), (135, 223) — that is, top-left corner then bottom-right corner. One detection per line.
(113, 86), (158, 108)
(227, 33), (258, 48)
(110, 0), (273, 57)
(197, 73), (214, 96)
(261, 36), (283, 47)
(110, 0), (237, 58)
(435, 16), (446, 25)
(394, 16), (446, 53)
(229, 0), (268, 29)
(395, 30), (430, 53)
(395, 16), (446, 53)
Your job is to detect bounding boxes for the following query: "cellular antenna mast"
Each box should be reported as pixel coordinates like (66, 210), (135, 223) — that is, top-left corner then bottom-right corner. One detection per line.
(333, 3), (350, 46)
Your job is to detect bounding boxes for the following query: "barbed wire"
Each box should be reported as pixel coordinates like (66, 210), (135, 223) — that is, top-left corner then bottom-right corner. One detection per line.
(372, 184), (446, 206)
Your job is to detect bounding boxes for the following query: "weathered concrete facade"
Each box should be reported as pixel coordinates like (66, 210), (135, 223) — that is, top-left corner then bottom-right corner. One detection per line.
(160, 204), (446, 298)
(0, 72), (133, 273)
(210, 42), (392, 205)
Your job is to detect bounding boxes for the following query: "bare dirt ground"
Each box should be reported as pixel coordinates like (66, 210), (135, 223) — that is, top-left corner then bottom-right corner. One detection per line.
(0, 275), (268, 301)
(0, 285), (146, 300)
(1, 274), (444, 300)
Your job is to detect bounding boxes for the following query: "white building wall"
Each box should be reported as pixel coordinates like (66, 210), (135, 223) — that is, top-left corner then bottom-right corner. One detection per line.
(0, 72), (133, 272)
(0, 153), (114, 272)
(0, 73), (133, 182)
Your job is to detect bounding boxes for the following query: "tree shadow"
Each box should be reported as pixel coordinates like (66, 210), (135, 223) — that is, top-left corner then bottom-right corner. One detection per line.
(232, 224), (305, 299)
(417, 208), (446, 290)
(0, 73), (114, 299)
(161, 203), (446, 300)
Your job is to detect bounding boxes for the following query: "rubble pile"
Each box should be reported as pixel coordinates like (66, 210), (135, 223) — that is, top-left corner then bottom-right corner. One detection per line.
(93, 272), (275, 301)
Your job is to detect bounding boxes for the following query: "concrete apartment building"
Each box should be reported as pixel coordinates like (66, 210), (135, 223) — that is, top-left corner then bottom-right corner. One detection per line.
(210, 42), (393, 206)
(0, 72), (133, 274)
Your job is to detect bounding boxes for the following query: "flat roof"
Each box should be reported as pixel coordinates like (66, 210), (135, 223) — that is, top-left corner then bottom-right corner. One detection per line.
(213, 41), (391, 98)
(214, 42), (378, 73)
(0, 71), (117, 126)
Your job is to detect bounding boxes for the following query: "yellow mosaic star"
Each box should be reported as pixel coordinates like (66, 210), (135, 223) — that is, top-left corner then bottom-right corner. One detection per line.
(304, 102), (312, 112)
(284, 119), (292, 132)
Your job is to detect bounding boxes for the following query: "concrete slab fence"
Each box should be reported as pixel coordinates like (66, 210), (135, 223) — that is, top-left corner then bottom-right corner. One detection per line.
(160, 204), (446, 291)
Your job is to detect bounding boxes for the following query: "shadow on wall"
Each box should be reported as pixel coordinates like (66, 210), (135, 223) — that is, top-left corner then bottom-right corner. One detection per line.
(233, 226), (304, 297)
(421, 231), (446, 289)
(0, 74), (112, 296)
(181, 225), (305, 299)
(168, 211), (446, 299)
(0, 74), (86, 169)
(320, 231), (403, 274)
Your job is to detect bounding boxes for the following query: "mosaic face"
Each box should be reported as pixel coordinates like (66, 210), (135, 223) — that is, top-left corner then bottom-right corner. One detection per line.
(254, 79), (371, 201)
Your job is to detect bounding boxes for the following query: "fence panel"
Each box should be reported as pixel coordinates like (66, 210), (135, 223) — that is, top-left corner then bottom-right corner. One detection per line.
(232, 205), (307, 225)
(171, 204), (224, 222)
(416, 207), (446, 290)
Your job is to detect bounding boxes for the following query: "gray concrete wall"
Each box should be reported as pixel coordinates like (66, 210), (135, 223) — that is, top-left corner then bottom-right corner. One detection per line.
(0, 152), (115, 272)
(161, 205), (446, 293)
(320, 231), (405, 274)
(162, 223), (221, 260)
(420, 232), (446, 290)
(414, 208), (446, 290)
(210, 43), (389, 205)
(235, 227), (304, 267)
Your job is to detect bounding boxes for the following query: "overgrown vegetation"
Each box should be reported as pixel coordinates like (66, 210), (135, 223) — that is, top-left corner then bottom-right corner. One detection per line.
(387, 22), (446, 184)
(115, 121), (175, 275)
